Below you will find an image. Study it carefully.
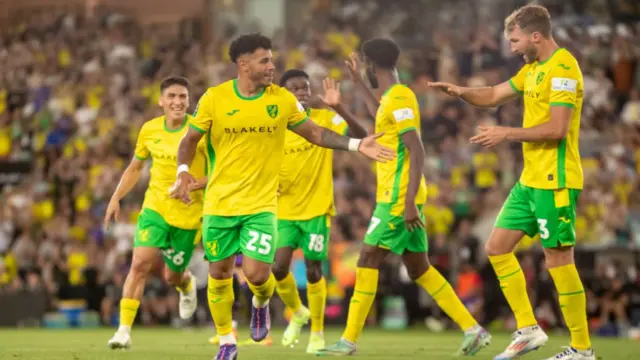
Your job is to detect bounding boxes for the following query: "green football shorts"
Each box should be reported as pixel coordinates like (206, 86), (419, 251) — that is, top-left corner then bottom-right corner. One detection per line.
(495, 182), (581, 248)
(277, 215), (331, 260)
(134, 208), (200, 272)
(364, 203), (428, 255)
(202, 212), (277, 264)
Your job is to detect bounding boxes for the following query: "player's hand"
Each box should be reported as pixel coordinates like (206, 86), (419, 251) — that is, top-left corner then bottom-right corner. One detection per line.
(345, 52), (364, 84)
(318, 78), (341, 108)
(103, 199), (120, 231)
(427, 81), (462, 97)
(404, 203), (425, 232)
(470, 125), (510, 148)
(171, 172), (197, 204)
(357, 133), (396, 163)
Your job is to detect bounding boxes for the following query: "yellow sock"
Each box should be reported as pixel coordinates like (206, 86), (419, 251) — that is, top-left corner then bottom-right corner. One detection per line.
(176, 274), (193, 294)
(307, 277), (327, 333)
(415, 267), (478, 331)
(247, 273), (276, 306)
(549, 264), (591, 350)
(342, 267), (378, 343)
(276, 272), (302, 313)
(489, 253), (537, 329)
(208, 276), (235, 336)
(119, 298), (140, 328)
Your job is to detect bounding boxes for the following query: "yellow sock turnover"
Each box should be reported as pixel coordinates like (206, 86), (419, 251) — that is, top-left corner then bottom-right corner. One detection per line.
(342, 267), (378, 343)
(415, 267), (478, 331)
(119, 298), (140, 328)
(489, 253), (537, 329)
(207, 276), (235, 336)
(247, 273), (276, 306)
(549, 264), (591, 350)
(276, 272), (302, 313)
(307, 277), (327, 333)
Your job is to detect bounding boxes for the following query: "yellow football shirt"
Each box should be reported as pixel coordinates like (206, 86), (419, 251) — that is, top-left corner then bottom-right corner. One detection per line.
(374, 84), (427, 216)
(134, 115), (206, 229)
(190, 79), (308, 217)
(508, 48), (584, 190)
(278, 108), (348, 220)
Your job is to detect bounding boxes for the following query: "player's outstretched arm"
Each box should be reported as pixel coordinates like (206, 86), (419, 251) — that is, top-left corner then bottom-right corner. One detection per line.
(402, 130), (426, 232)
(104, 157), (144, 230)
(291, 120), (395, 163)
(428, 81), (519, 108)
(345, 52), (380, 117)
(318, 77), (368, 138)
(174, 127), (204, 203)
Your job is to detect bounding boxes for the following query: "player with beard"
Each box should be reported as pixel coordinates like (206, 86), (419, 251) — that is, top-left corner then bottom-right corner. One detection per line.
(317, 38), (491, 357)
(104, 76), (206, 349)
(272, 69), (367, 353)
(171, 33), (395, 360)
(429, 4), (594, 360)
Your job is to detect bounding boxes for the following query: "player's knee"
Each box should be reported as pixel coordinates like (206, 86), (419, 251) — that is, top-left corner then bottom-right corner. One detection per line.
(485, 238), (508, 257)
(130, 258), (152, 279)
(244, 265), (271, 285)
(543, 246), (574, 268)
(271, 263), (289, 281)
(305, 261), (323, 283)
(357, 245), (384, 268)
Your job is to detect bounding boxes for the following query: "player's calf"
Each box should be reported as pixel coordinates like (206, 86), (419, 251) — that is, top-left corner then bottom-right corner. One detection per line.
(272, 247), (294, 281)
(305, 259), (323, 284)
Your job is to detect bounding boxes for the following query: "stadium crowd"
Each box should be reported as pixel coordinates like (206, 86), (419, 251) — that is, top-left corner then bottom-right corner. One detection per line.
(0, 0), (639, 337)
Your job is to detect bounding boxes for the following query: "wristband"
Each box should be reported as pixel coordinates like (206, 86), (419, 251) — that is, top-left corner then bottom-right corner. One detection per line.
(348, 138), (361, 152)
(177, 164), (190, 176)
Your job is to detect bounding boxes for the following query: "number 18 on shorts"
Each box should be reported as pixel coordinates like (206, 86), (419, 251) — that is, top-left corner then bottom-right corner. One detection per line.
(277, 215), (331, 260)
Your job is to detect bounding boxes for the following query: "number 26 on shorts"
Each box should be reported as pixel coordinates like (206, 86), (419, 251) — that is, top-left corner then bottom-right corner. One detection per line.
(246, 230), (272, 255)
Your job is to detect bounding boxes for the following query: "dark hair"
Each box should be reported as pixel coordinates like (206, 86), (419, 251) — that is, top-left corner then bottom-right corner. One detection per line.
(228, 33), (273, 63)
(362, 38), (400, 69)
(160, 76), (191, 93)
(279, 69), (309, 86)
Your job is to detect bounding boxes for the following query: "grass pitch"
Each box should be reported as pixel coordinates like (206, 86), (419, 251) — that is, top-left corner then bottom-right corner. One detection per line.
(0, 327), (638, 359)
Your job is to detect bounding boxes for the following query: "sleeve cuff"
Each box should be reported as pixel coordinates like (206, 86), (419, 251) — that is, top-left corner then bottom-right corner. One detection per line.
(134, 154), (149, 161)
(549, 102), (575, 108)
(399, 126), (417, 135)
(287, 117), (308, 130)
(508, 79), (523, 95)
(189, 123), (207, 134)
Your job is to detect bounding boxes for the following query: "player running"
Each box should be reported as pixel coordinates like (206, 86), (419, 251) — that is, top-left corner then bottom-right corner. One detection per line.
(172, 33), (395, 360)
(317, 38), (491, 357)
(104, 76), (207, 349)
(428, 4), (594, 360)
(272, 70), (367, 353)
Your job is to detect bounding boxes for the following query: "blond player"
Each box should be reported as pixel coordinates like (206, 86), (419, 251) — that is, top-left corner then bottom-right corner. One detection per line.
(429, 4), (594, 360)
(272, 69), (367, 353)
(171, 33), (394, 360)
(104, 76), (207, 349)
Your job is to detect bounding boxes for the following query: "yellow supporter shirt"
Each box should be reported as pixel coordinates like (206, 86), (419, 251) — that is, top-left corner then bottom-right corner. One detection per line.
(190, 79), (308, 216)
(375, 84), (427, 215)
(134, 115), (207, 229)
(278, 108), (348, 220)
(508, 48), (584, 190)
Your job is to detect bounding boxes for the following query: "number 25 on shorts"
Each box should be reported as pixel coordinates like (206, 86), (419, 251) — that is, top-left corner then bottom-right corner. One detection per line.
(246, 230), (272, 255)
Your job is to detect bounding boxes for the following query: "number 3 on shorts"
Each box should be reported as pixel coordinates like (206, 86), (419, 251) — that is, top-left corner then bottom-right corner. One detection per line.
(537, 218), (549, 239)
(367, 217), (381, 235)
(246, 230), (272, 255)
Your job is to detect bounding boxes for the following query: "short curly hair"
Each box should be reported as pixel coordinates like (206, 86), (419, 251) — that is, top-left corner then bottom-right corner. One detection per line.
(228, 33), (273, 64)
(362, 38), (400, 70)
(279, 69), (309, 87)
